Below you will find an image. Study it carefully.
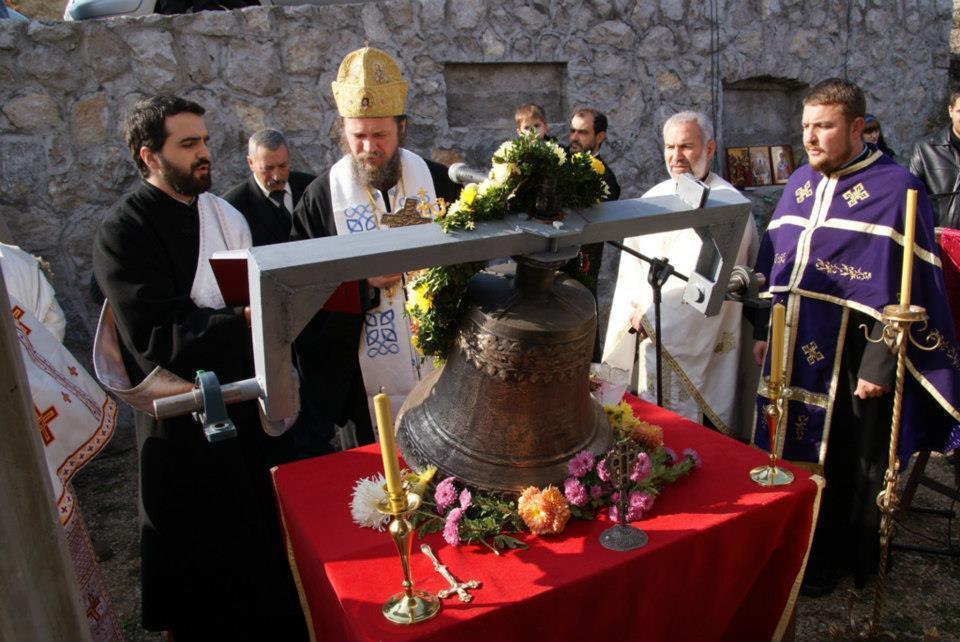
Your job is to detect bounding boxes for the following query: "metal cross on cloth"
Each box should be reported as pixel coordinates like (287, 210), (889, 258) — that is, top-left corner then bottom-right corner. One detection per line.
(599, 438), (649, 551)
(420, 543), (480, 602)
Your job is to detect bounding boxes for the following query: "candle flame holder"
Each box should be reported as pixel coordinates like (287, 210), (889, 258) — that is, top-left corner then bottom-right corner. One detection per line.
(833, 303), (941, 639)
(750, 379), (795, 486)
(375, 489), (441, 625)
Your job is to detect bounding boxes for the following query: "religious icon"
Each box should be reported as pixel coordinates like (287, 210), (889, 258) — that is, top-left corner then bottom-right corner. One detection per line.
(749, 146), (772, 186)
(770, 145), (794, 184)
(725, 147), (753, 188)
(360, 95), (371, 111)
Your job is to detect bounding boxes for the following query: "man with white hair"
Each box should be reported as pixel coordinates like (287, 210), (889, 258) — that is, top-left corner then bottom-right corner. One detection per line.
(603, 111), (758, 436)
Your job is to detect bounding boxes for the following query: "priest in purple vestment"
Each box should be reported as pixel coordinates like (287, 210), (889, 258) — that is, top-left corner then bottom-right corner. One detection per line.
(752, 78), (960, 597)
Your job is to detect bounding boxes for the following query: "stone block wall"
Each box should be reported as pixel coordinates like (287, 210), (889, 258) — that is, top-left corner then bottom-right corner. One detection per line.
(0, 0), (952, 361)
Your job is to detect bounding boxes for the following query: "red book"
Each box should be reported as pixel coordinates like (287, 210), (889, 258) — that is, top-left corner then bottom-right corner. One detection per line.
(210, 250), (361, 313)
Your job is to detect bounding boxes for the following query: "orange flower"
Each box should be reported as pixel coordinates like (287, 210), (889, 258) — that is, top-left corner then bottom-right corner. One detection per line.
(630, 420), (664, 450)
(517, 485), (571, 535)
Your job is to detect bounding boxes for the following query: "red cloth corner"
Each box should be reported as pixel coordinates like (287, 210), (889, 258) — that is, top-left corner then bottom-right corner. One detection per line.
(272, 397), (818, 642)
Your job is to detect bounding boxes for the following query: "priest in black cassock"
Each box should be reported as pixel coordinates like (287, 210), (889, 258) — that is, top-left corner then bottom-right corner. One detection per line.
(92, 95), (306, 641)
(223, 128), (315, 246)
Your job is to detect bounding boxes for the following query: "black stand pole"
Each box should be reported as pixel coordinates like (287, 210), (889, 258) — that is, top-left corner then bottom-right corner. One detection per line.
(646, 258), (675, 407)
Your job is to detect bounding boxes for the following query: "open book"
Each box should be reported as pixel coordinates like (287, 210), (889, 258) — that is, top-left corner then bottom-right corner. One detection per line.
(210, 249), (361, 313)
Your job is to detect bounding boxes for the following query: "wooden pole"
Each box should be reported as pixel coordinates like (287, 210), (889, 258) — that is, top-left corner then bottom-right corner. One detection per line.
(0, 265), (90, 642)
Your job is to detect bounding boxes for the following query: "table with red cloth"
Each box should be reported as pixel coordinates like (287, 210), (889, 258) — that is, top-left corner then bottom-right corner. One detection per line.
(272, 397), (822, 642)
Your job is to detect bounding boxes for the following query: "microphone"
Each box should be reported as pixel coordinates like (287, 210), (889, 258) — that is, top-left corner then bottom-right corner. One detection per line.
(448, 163), (489, 185)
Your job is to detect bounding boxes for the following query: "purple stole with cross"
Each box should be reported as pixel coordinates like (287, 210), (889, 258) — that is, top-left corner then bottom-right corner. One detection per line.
(753, 150), (960, 466)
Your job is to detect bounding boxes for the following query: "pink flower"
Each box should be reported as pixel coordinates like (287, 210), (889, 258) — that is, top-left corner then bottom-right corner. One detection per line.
(443, 507), (464, 546)
(682, 448), (702, 469)
(589, 485), (604, 500)
(567, 450), (595, 478)
(597, 457), (610, 482)
(630, 452), (652, 482)
(459, 487), (472, 510)
(563, 477), (588, 506)
(434, 476), (457, 513)
(663, 447), (678, 465)
(609, 490), (654, 522)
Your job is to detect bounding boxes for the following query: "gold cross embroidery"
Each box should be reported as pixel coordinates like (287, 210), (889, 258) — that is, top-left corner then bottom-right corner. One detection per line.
(35, 404), (58, 445)
(795, 414), (809, 440)
(801, 341), (824, 364)
(842, 182), (870, 207)
(774, 252), (787, 265)
(795, 180), (813, 204)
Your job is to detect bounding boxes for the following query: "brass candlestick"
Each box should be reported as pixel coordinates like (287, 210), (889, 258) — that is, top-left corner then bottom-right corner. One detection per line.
(834, 303), (941, 639)
(750, 378), (795, 486)
(376, 489), (441, 625)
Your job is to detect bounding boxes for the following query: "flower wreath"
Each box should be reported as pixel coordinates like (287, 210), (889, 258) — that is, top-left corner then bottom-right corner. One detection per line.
(406, 132), (610, 360)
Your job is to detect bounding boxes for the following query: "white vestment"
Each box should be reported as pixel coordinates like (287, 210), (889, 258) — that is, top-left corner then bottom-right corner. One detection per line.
(328, 149), (438, 423)
(603, 173), (759, 435)
(0, 243), (66, 340)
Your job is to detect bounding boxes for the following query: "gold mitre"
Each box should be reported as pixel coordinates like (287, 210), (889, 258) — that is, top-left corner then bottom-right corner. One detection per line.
(332, 46), (408, 118)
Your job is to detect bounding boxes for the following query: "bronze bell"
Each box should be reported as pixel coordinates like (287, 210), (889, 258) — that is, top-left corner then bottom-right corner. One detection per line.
(396, 254), (612, 492)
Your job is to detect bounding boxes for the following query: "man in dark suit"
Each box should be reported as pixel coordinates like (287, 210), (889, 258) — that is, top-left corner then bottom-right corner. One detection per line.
(223, 129), (315, 245)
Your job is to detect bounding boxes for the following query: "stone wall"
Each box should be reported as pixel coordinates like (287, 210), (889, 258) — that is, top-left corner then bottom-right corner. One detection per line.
(0, 0), (952, 361)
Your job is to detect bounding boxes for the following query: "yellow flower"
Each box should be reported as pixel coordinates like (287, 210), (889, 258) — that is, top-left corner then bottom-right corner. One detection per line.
(590, 155), (605, 175)
(407, 280), (432, 314)
(461, 182), (478, 206)
(404, 465), (437, 496)
(517, 485), (571, 535)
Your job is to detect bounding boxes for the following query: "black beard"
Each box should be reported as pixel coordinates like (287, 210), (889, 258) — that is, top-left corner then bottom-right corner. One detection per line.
(351, 148), (402, 193)
(159, 156), (212, 197)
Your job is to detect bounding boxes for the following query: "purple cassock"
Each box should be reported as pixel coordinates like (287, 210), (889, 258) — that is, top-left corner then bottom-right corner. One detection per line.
(754, 149), (960, 465)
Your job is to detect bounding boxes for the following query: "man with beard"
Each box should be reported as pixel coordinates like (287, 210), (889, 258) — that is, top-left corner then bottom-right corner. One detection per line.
(603, 111), (758, 437)
(753, 79), (960, 596)
(223, 128), (315, 246)
(294, 46), (460, 438)
(93, 95), (306, 640)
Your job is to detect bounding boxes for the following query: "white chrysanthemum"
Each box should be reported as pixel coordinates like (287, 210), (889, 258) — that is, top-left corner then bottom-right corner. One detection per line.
(494, 140), (515, 160)
(477, 179), (496, 196)
(350, 474), (389, 531)
(547, 141), (567, 164)
(489, 162), (516, 185)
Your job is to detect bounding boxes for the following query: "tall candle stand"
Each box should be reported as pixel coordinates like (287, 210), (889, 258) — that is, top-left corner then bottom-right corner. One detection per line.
(751, 378), (795, 486)
(376, 487), (441, 625)
(834, 304), (940, 639)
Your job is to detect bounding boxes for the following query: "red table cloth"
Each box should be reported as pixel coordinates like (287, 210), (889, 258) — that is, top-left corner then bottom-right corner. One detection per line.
(272, 398), (821, 642)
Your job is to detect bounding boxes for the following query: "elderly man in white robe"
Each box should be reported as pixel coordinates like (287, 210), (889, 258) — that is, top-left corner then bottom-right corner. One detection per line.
(603, 111), (758, 436)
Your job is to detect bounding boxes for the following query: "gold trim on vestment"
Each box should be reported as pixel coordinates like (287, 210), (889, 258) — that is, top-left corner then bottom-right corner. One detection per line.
(766, 214), (810, 231)
(270, 466), (317, 642)
(773, 474), (826, 642)
(757, 379), (830, 409)
(819, 218), (942, 267)
(640, 317), (731, 434)
(820, 307), (849, 467)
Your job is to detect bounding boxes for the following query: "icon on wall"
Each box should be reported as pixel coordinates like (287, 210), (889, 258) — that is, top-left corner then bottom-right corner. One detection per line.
(725, 147), (753, 188)
(770, 145), (794, 184)
(749, 146), (772, 186)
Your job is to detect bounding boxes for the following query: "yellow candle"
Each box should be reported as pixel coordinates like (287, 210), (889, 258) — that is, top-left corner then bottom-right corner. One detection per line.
(900, 189), (918, 309)
(374, 391), (404, 504)
(769, 303), (785, 386)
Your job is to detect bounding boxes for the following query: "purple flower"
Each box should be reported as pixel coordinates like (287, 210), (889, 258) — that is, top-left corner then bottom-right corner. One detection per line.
(596, 457), (610, 482)
(458, 487), (472, 510)
(589, 485), (604, 500)
(564, 477), (588, 506)
(630, 452), (652, 482)
(443, 507), (464, 546)
(434, 476), (457, 513)
(682, 448), (702, 469)
(628, 490), (654, 519)
(663, 447), (678, 465)
(568, 450), (595, 478)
